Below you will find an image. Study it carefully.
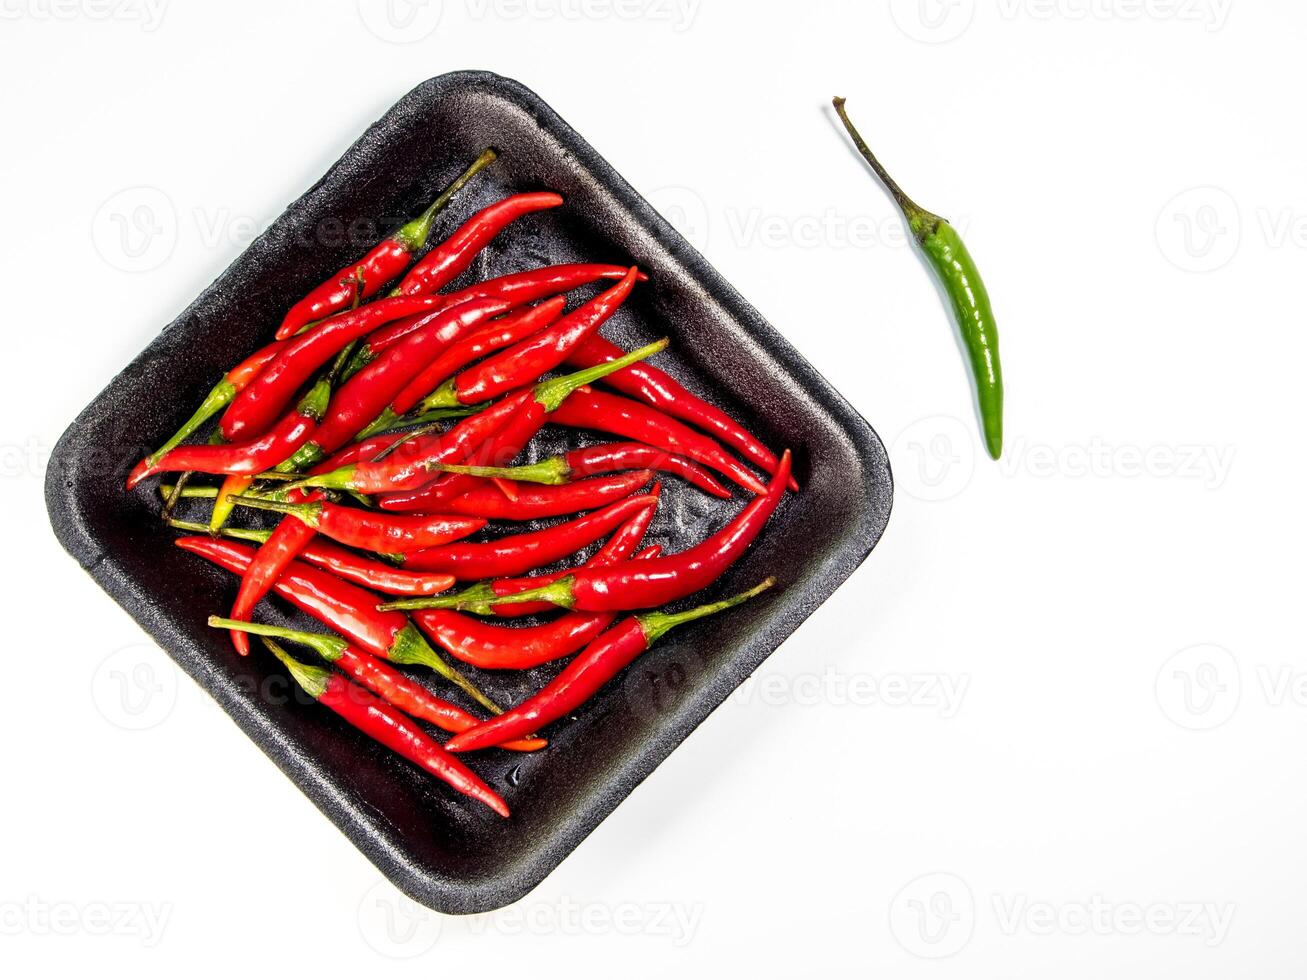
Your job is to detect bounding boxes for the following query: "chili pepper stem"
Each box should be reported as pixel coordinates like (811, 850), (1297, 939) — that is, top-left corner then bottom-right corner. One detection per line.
(392, 149), (498, 252)
(230, 495), (321, 525)
(831, 97), (937, 239)
(382, 576), (576, 613)
(208, 616), (347, 662)
(146, 378), (237, 467)
(379, 581), (496, 613)
(262, 638), (331, 699)
(637, 578), (776, 643)
(170, 518), (270, 545)
(535, 338), (669, 413)
(388, 623), (502, 714)
(421, 457), (571, 485)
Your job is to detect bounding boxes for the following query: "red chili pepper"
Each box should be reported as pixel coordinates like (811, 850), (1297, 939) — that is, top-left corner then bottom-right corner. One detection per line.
(222, 294), (455, 441)
(282, 295), (516, 468)
(548, 388), (768, 495)
(169, 519), (457, 596)
(565, 335), (798, 491)
(386, 296), (567, 420)
(437, 469), (652, 520)
(408, 486), (662, 620)
(389, 451), (790, 615)
(394, 192), (565, 297)
(274, 150), (497, 339)
(414, 443), (732, 500)
(295, 339), (667, 496)
(127, 378), (330, 488)
(174, 536), (501, 713)
(398, 493), (657, 580)
(208, 619), (543, 751)
(134, 340), (284, 475)
(421, 268), (639, 409)
(418, 263), (646, 324)
(256, 639), (509, 816)
(418, 545), (662, 670)
(232, 495), (487, 553)
(443, 579), (775, 753)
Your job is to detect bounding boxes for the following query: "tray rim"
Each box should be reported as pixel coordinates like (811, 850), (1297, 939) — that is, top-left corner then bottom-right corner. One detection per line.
(45, 69), (893, 914)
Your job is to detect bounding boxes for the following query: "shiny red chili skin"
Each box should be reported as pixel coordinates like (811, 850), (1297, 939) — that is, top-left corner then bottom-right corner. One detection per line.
(303, 296), (514, 455)
(419, 545), (661, 670)
(276, 240), (406, 339)
(296, 540), (454, 595)
(227, 340), (284, 389)
(440, 469), (652, 521)
(565, 335), (796, 490)
(127, 397), (319, 488)
(335, 390), (532, 493)
(314, 672), (509, 817)
(318, 430), (412, 470)
(390, 297), (566, 416)
(377, 398), (548, 512)
(549, 388), (768, 495)
(445, 619), (650, 752)
(396, 192), (565, 296)
(177, 537), (409, 657)
(223, 295), (448, 440)
(298, 501), (487, 553)
(551, 450), (789, 611)
(332, 646), (542, 751)
(564, 442), (731, 499)
(447, 268), (638, 407)
(401, 493), (657, 579)
(445, 495), (655, 622)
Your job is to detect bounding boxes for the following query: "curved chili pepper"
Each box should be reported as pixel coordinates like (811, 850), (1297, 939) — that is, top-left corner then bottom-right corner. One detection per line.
(257, 639), (508, 816)
(275, 149), (497, 339)
(419, 545), (662, 670)
(232, 495), (487, 553)
(168, 519), (456, 596)
(548, 388), (768, 495)
(394, 192), (565, 297)
(833, 97), (1003, 459)
(437, 469), (651, 520)
(135, 340), (283, 474)
(421, 267), (639, 409)
(127, 378), (330, 488)
(174, 536), (501, 713)
(407, 485), (661, 625)
(417, 443), (731, 499)
(564, 334), (798, 491)
(400, 493), (657, 580)
(393, 451), (790, 614)
(208, 619), (542, 751)
(379, 296), (568, 428)
(222, 294), (454, 441)
(444, 579), (775, 753)
(281, 295), (516, 469)
(296, 339), (666, 496)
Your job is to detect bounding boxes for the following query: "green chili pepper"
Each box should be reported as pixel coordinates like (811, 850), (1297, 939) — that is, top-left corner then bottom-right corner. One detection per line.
(833, 96), (1004, 460)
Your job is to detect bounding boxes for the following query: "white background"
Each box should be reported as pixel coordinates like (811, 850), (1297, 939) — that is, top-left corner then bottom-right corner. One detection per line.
(2, 1), (1302, 976)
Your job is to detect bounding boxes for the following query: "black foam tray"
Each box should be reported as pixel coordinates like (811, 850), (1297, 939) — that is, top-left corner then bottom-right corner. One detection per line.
(46, 71), (892, 913)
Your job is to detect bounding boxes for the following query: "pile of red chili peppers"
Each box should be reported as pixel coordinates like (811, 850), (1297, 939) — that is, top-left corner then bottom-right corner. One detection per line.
(129, 149), (794, 818)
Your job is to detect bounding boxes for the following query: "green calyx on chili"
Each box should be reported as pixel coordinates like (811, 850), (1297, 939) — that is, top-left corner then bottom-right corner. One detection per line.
(256, 638), (510, 817)
(832, 96), (1004, 460)
(443, 577), (776, 753)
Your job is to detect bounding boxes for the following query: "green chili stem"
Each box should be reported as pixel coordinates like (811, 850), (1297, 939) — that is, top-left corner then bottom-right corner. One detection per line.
(261, 638), (331, 700)
(637, 578), (776, 644)
(832, 97), (936, 237)
(209, 616), (348, 662)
